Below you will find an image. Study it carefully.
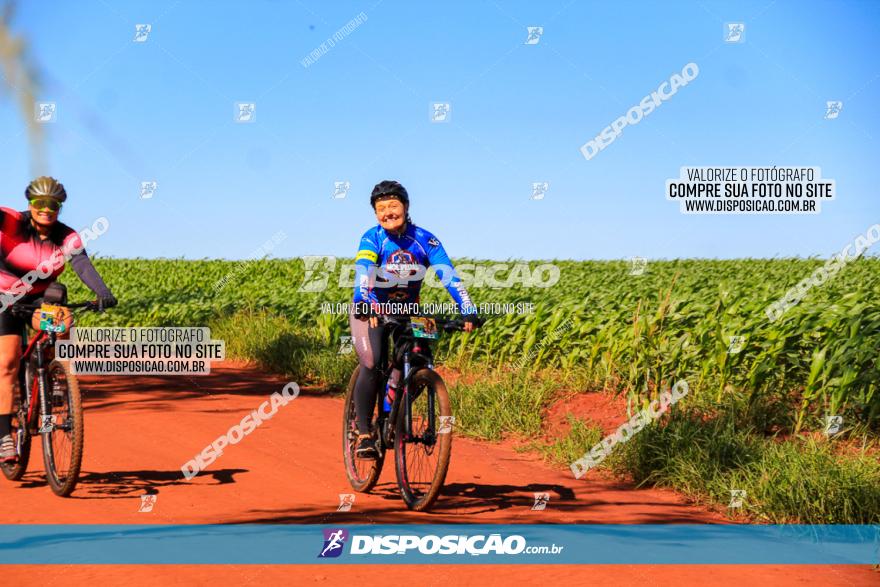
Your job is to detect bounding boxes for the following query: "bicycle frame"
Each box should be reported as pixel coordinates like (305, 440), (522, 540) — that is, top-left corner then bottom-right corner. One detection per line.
(14, 297), (95, 435)
(375, 319), (440, 453)
(19, 328), (58, 434)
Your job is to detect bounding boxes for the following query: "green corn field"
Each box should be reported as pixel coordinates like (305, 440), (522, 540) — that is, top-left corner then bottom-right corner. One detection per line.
(60, 256), (880, 433)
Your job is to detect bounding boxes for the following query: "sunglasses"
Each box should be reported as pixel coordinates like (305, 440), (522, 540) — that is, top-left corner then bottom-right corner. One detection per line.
(29, 198), (63, 212)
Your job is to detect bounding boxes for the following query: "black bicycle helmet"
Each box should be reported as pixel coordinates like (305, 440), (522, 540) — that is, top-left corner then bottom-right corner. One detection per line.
(370, 180), (409, 208)
(25, 176), (67, 202)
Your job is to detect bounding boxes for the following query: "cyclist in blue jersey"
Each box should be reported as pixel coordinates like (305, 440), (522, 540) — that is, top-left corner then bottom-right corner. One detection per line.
(350, 180), (478, 458)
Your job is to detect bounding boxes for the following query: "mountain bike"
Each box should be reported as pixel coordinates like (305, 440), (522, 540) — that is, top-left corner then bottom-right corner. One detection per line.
(342, 314), (480, 511)
(0, 294), (105, 497)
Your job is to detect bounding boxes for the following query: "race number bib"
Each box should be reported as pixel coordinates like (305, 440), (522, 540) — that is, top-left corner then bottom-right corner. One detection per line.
(410, 316), (438, 339)
(39, 304), (67, 333)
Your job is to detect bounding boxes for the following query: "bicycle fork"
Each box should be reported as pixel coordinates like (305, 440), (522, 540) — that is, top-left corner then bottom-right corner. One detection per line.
(399, 353), (438, 445)
(382, 352), (439, 447)
(29, 337), (57, 434)
(402, 353), (412, 442)
(36, 365), (55, 435)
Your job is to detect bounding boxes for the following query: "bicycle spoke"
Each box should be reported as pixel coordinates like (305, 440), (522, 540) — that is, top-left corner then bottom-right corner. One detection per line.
(401, 382), (440, 498)
(48, 370), (73, 480)
(41, 361), (83, 496)
(394, 369), (452, 511)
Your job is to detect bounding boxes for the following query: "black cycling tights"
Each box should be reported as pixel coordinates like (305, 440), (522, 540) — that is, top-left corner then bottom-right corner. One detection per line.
(348, 314), (401, 435)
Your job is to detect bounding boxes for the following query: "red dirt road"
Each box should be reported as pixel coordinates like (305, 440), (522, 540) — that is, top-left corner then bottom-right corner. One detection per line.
(1, 362), (875, 585)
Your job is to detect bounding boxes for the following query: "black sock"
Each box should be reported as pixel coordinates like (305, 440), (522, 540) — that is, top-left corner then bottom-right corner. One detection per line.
(0, 414), (11, 437)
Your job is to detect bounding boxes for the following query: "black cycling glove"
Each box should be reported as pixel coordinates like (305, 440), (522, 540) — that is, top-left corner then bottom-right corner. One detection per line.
(97, 294), (118, 311)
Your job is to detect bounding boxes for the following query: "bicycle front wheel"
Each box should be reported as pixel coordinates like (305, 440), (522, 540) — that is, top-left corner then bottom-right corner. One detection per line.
(394, 369), (452, 511)
(41, 360), (84, 497)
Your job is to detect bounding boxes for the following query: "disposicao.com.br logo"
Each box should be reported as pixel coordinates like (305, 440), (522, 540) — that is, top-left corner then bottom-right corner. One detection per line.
(318, 528), (350, 558)
(318, 529), (563, 557)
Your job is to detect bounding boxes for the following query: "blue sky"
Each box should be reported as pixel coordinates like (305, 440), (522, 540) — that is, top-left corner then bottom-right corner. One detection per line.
(1, 0), (878, 261)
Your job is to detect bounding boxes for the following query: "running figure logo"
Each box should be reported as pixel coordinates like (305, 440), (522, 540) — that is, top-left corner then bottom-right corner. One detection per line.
(337, 493), (355, 512)
(235, 102), (256, 123)
(532, 492), (550, 510)
(724, 23), (745, 43)
(35, 102), (57, 123)
(438, 416), (455, 434)
(531, 182), (549, 200)
(318, 528), (349, 558)
(138, 494), (157, 512)
(524, 26), (543, 45)
(333, 181), (351, 199)
(727, 335), (746, 354)
(431, 102), (451, 123)
(728, 489), (746, 508)
(134, 24), (152, 42)
(824, 101), (843, 119)
(39, 414), (55, 433)
(824, 415), (843, 435)
(629, 256), (647, 276)
(140, 181), (158, 199)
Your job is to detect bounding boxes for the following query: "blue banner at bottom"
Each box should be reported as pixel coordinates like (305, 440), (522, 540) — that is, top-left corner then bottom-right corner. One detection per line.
(0, 524), (877, 564)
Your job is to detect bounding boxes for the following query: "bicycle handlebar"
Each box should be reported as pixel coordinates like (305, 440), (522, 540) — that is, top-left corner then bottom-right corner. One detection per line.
(8, 300), (105, 317)
(379, 314), (485, 333)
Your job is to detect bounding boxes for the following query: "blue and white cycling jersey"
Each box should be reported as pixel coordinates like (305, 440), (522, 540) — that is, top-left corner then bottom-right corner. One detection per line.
(352, 223), (477, 315)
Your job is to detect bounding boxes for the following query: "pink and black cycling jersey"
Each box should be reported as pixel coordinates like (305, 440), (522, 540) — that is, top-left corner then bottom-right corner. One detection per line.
(0, 207), (111, 299)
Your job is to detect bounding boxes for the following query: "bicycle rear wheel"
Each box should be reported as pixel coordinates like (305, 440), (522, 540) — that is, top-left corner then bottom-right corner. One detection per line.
(342, 366), (384, 492)
(394, 369), (452, 511)
(41, 360), (83, 497)
(1, 361), (36, 481)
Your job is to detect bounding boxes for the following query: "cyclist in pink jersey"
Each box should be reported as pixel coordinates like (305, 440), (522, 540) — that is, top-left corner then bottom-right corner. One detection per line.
(0, 177), (117, 462)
